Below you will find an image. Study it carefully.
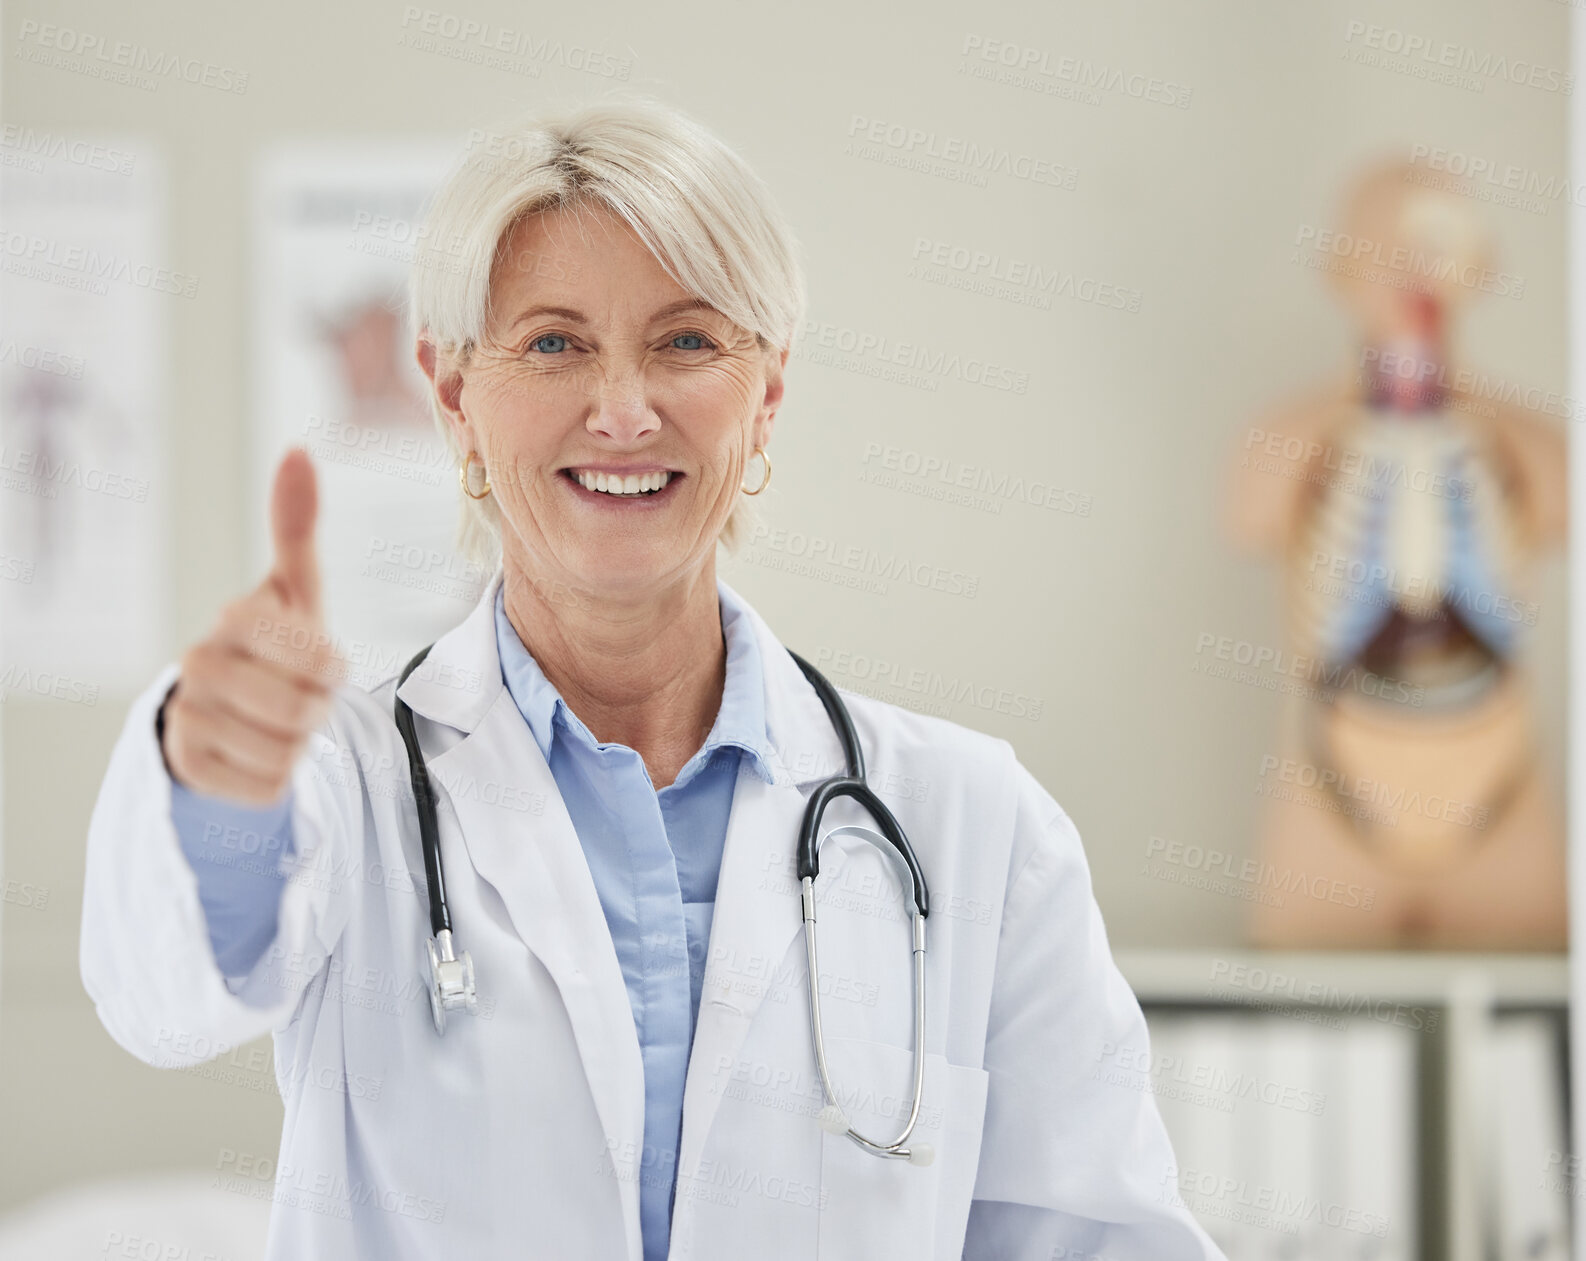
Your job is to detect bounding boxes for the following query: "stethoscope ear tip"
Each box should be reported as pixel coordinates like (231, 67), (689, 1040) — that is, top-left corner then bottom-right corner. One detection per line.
(906, 1143), (935, 1167)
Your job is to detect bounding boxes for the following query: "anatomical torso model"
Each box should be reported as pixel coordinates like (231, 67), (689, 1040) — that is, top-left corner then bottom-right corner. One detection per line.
(1226, 159), (1566, 948)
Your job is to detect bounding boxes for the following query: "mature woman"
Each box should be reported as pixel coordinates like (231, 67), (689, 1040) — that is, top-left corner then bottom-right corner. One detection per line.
(81, 99), (1222, 1261)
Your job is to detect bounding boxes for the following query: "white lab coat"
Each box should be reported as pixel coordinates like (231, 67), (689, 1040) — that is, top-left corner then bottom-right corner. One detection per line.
(81, 566), (1225, 1260)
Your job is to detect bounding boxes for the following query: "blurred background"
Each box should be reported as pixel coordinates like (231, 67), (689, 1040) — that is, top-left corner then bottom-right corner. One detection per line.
(0, 0), (1577, 1257)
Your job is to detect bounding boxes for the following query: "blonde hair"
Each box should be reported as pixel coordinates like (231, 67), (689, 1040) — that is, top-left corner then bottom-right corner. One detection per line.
(407, 94), (807, 570)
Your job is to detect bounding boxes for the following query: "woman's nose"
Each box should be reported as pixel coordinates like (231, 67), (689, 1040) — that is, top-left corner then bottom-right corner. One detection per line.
(585, 367), (660, 442)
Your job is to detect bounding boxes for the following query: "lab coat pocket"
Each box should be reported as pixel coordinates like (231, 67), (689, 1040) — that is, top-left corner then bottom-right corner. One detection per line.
(815, 1035), (989, 1259)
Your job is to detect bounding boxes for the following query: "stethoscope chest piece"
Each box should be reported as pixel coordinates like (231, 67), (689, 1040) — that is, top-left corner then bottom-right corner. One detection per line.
(426, 927), (478, 1035)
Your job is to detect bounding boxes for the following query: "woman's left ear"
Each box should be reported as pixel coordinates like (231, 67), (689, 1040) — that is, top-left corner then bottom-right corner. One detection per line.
(757, 346), (789, 444)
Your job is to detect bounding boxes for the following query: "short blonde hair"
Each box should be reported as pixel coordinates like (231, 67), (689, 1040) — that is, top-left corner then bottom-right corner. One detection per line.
(407, 94), (807, 570)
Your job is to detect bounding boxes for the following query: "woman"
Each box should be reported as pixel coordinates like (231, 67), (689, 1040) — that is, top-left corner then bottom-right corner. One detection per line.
(80, 98), (1223, 1261)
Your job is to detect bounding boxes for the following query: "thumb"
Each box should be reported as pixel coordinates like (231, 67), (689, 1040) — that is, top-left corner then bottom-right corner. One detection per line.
(269, 446), (322, 613)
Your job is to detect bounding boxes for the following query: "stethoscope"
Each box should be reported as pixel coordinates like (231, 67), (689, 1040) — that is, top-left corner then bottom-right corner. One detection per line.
(394, 640), (934, 1166)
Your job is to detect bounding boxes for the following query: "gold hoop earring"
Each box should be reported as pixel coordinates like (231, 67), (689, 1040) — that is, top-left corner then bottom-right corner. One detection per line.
(741, 445), (771, 495)
(460, 451), (492, 500)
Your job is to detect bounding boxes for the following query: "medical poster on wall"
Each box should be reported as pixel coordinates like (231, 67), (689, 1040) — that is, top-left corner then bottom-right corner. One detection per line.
(252, 142), (485, 690)
(0, 136), (169, 694)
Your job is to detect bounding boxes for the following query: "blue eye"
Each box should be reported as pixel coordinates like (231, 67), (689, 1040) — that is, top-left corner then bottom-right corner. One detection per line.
(673, 332), (714, 351)
(530, 333), (569, 354)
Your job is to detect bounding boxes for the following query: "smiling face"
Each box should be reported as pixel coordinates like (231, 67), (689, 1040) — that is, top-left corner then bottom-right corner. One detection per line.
(420, 200), (786, 604)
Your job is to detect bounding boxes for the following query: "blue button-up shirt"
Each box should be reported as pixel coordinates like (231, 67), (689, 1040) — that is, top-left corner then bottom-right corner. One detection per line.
(167, 576), (776, 1261)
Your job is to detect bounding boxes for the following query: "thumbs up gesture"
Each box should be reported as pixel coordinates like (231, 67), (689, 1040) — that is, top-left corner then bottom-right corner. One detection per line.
(161, 448), (346, 806)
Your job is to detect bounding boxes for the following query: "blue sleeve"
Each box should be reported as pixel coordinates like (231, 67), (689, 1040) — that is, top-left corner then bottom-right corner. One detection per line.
(160, 704), (297, 979)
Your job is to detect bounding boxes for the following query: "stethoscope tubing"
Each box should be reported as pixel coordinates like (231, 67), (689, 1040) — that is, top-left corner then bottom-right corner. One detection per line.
(394, 635), (934, 1162)
(786, 649), (930, 917)
(395, 643), (451, 939)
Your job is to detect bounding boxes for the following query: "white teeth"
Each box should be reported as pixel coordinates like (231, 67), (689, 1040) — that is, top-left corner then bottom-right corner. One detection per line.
(573, 469), (673, 496)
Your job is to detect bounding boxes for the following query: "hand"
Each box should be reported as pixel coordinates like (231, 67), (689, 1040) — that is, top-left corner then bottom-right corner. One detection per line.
(160, 447), (345, 806)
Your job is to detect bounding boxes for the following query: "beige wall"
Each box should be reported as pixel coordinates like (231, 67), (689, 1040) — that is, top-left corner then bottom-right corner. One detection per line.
(2, 0), (1568, 1213)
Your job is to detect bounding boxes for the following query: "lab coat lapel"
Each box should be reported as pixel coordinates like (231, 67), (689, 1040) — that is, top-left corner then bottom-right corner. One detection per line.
(393, 570), (857, 1253)
(394, 568), (645, 1259)
(675, 581), (855, 1191)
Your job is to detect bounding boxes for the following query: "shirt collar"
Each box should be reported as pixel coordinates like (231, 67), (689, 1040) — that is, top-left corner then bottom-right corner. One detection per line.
(492, 576), (777, 786)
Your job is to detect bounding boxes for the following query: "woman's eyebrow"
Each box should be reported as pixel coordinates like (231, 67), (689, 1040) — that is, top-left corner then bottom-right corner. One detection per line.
(508, 304), (587, 330)
(507, 297), (723, 332)
(649, 298), (721, 322)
